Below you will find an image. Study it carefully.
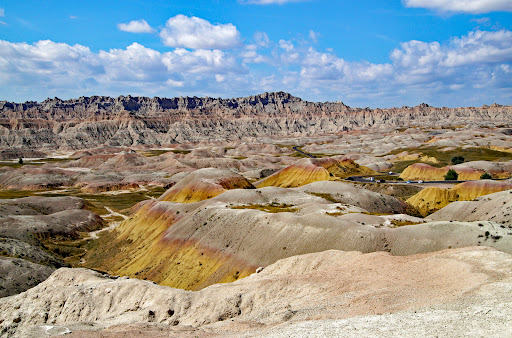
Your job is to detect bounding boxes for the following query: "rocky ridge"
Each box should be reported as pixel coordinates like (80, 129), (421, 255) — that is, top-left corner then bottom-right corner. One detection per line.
(1, 92), (510, 149)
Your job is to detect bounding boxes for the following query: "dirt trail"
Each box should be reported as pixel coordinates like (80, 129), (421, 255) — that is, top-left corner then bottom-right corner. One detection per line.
(87, 207), (128, 240)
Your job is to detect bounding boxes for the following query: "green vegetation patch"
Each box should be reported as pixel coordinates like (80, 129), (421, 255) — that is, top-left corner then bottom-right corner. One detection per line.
(389, 220), (423, 228)
(232, 202), (298, 213)
(387, 146), (512, 173)
(308, 192), (338, 203)
(76, 191), (154, 215)
(170, 149), (191, 155)
(0, 186), (166, 215)
(138, 149), (172, 157)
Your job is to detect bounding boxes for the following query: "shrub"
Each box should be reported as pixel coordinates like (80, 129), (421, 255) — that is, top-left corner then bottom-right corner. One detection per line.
(444, 169), (459, 180)
(18, 157), (23, 164)
(451, 156), (465, 165)
(480, 172), (492, 179)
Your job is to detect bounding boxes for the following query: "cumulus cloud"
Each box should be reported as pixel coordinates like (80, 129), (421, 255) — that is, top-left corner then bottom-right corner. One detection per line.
(159, 15), (241, 50)
(391, 30), (512, 72)
(162, 48), (242, 74)
(1, 28), (511, 107)
(0, 40), (102, 87)
(0, 39), (244, 98)
(118, 19), (154, 33)
(403, 0), (512, 14)
(275, 30), (512, 106)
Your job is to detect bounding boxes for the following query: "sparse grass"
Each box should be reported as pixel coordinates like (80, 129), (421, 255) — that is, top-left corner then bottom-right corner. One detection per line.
(29, 158), (74, 164)
(387, 146), (512, 173)
(232, 202), (298, 213)
(0, 190), (42, 199)
(233, 156), (248, 160)
(326, 212), (345, 217)
(75, 191), (153, 215)
(0, 186), (165, 215)
(389, 220), (423, 228)
(0, 162), (24, 168)
(308, 192), (338, 203)
(170, 149), (191, 155)
(0, 158), (74, 168)
(138, 149), (172, 157)
(289, 152), (309, 158)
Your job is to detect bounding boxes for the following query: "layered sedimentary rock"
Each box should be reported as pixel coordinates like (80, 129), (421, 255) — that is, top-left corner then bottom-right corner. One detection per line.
(255, 158), (376, 188)
(429, 189), (512, 226)
(84, 172), (512, 291)
(158, 168), (254, 203)
(0, 196), (104, 297)
(407, 180), (512, 216)
(1, 92), (511, 150)
(400, 161), (512, 181)
(2, 247), (512, 337)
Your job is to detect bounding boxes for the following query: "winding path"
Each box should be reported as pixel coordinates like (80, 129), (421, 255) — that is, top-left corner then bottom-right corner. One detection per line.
(87, 207), (129, 240)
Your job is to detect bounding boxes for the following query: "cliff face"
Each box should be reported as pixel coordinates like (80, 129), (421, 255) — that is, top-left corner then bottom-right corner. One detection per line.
(0, 92), (510, 149)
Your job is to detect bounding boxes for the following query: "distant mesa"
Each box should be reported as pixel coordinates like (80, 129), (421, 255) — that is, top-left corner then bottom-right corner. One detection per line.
(1, 92), (511, 150)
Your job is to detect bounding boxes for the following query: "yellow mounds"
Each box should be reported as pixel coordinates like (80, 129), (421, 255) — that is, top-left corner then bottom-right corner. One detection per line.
(420, 156), (440, 164)
(452, 180), (512, 201)
(407, 180), (512, 216)
(83, 200), (255, 291)
(256, 158), (377, 188)
(393, 152), (439, 164)
(159, 168), (254, 203)
(406, 187), (460, 216)
(489, 146), (512, 153)
(400, 163), (483, 181)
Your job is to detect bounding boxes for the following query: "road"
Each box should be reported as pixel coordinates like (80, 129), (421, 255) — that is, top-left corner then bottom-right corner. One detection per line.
(292, 146), (316, 158)
(291, 146), (506, 185)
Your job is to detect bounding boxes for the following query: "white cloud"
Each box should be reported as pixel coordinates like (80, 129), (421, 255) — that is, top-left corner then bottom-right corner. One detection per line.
(403, 0), (512, 14)
(391, 30), (512, 72)
(278, 39), (294, 52)
(0, 8), (4, 17)
(0, 40), (102, 87)
(118, 19), (154, 33)
(1, 28), (511, 108)
(254, 32), (270, 47)
(99, 43), (166, 82)
(162, 48), (242, 74)
(159, 15), (241, 50)
(0, 39), (244, 97)
(309, 30), (319, 43)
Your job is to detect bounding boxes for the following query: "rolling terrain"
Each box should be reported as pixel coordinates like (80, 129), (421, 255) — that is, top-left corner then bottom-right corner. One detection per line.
(0, 93), (511, 337)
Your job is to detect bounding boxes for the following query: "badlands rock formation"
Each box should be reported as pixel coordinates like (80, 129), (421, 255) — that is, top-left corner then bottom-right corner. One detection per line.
(1, 92), (511, 149)
(1, 92), (512, 337)
(0, 196), (104, 297)
(400, 161), (512, 181)
(1, 247), (511, 337)
(83, 169), (512, 291)
(255, 158), (376, 188)
(429, 189), (512, 226)
(407, 180), (512, 216)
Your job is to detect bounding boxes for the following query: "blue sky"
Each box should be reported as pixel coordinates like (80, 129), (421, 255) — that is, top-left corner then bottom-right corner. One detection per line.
(0, 0), (511, 107)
